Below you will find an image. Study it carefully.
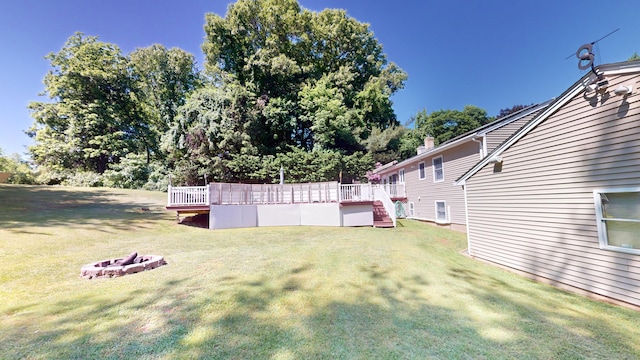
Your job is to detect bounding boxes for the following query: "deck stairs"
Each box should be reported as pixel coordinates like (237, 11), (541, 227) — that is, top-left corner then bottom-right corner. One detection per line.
(373, 201), (394, 228)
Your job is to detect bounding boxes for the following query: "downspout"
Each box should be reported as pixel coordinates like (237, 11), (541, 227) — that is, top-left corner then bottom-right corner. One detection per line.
(462, 181), (472, 256)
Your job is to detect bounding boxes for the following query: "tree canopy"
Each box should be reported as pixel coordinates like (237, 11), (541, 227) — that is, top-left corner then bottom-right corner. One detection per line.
(201, 0), (406, 154)
(25, 1), (404, 186)
(25, 1), (498, 187)
(411, 105), (492, 146)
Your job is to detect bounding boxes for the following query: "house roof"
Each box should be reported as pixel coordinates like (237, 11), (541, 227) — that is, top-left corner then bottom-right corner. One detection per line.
(374, 101), (551, 175)
(454, 60), (640, 186)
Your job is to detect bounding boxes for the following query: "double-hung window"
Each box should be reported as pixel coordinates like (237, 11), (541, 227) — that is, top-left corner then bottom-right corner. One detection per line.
(593, 188), (640, 255)
(399, 169), (405, 183)
(433, 156), (444, 182)
(418, 162), (426, 180)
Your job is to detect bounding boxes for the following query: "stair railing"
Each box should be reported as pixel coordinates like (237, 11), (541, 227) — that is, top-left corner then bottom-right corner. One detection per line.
(373, 187), (396, 227)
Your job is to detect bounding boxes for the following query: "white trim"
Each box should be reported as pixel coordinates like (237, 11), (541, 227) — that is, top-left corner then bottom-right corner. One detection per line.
(374, 102), (552, 177)
(456, 63), (640, 186)
(432, 155), (444, 183)
(435, 200), (448, 224)
(481, 134), (487, 159)
(593, 187), (640, 255)
(398, 168), (405, 183)
(418, 162), (426, 180)
(463, 184), (472, 255)
(455, 82), (585, 185)
(408, 202), (415, 217)
(372, 160), (398, 174)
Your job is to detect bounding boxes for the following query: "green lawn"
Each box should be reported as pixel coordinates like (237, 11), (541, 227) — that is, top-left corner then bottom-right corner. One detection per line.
(1, 184), (639, 359)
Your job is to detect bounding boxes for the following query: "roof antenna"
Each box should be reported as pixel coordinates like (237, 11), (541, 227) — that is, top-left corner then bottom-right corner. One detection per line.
(566, 28), (619, 93)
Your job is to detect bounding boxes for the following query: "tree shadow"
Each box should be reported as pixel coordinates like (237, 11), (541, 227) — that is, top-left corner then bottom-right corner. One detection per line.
(0, 184), (170, 232)
(4, 257), (638, 359)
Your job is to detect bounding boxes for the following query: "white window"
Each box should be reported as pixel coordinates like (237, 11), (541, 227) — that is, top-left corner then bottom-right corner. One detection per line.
(409, 202), (415, 217)
(399, 169), (405, 183)
(433, 156), (444, 182)
(594, 188), (640, 255)
(418, 162), (426, 180)
(435, 201), (447, 223)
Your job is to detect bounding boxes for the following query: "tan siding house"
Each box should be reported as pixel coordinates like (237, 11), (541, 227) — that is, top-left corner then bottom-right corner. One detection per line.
(376, 103), (548, 231)
(456, 61), (640, 307)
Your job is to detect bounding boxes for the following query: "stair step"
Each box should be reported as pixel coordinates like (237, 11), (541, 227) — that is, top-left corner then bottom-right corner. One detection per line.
(374, 220), (394, 228)
(372, 201), (392, 226)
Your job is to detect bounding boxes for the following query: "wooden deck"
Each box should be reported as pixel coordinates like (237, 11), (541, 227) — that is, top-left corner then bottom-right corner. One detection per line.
(166, 181), (399, 228)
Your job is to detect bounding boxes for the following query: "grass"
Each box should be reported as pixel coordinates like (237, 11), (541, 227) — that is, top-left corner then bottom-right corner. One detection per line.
(1, 184), (639, 359)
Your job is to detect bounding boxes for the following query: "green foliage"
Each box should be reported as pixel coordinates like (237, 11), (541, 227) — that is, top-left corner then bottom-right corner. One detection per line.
(129, 44), (202, 158)
(496, 104), (532, 119)
(61, 171), (104, 187)
(163, 83), (260, 184)
(143, 161), (170, 191)
(270, 148), (373, 183)
(102, 153), (149, 189)
(28, 33), (147, 174)
(628, 52), (640, 61)
(413, 105), (492, 146)
(28, 33), (200, 180)
(202, 0), (407, 154)
(0, 149), (36, 184)
(28, 1), (409, 187)
(361, 126), (406, 164)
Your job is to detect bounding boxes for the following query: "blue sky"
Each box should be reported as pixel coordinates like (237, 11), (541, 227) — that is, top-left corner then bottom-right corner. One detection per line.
(1, 0), (639, 157)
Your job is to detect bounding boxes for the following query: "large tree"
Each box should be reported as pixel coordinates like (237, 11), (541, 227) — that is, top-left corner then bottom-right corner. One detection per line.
(28, 33), (148, 176)
(201, 0), (406, 155)
(28, 34), (200, 185)
(129, 44), (202, 149)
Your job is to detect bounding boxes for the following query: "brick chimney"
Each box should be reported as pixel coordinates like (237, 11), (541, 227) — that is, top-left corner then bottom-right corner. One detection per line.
(424, 136), (435, 150)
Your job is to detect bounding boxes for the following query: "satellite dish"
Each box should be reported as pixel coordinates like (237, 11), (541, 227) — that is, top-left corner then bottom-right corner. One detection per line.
(576, 43), (594, 70)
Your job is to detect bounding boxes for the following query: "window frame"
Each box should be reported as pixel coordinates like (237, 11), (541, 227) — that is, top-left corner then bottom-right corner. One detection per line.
(435, 200), (448, 223)
(398, 169), (405, 183)
(418, 162), (426, 180)
(432, 155), (444, 183)
(593, 187), (640, 255)
(408, 202), (415, 217)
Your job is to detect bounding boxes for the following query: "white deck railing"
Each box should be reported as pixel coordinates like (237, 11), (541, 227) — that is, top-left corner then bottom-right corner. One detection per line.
(376, 183), (405, 198)
(167, 182), (403, 207)
(167, 185), (209, 206)
(339, 184), (374, 202)
(168, 182), (343, 206)
(211, 182), (340, 205)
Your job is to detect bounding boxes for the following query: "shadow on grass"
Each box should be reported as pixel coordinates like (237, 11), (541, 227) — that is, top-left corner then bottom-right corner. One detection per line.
(447, 266), (640, 359)
(5, 260), (639, 359)
(0, 185), (169, 232)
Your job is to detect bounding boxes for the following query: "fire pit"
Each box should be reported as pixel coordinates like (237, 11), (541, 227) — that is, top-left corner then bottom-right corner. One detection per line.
(81, 252), (166, 279)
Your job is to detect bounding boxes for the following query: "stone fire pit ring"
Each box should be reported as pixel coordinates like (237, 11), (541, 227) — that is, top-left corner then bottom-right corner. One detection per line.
(81, 252), (166, 279)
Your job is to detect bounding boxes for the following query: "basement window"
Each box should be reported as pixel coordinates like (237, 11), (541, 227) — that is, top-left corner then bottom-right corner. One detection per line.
(594, 188), (640, 255)
(435, 201), (448, 223)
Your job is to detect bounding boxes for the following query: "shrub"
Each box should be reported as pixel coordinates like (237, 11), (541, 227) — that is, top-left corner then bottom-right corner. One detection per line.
(102, 154), (149, 189)
(61, 171), (104, 187)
